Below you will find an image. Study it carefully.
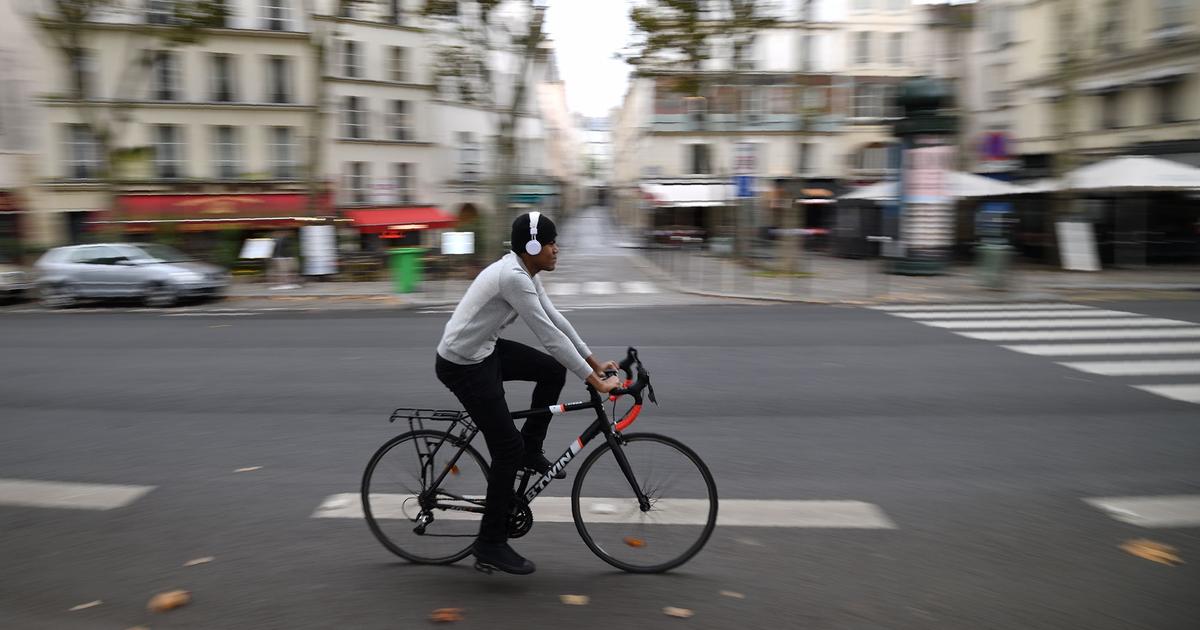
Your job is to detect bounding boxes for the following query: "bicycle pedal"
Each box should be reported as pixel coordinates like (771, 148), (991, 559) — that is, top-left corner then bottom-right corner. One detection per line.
(473, 561), (494, 575)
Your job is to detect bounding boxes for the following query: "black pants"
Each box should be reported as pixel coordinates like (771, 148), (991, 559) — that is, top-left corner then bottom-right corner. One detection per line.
(435, 339), (568, 543)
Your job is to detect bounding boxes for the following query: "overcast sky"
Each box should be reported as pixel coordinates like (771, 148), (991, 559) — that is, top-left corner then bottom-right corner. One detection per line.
(543, 0), (634, 120)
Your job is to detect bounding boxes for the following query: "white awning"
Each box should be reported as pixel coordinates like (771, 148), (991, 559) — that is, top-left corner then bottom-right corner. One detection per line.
(1065, 155), (1200, 192)
(841, 172), (1031, 202)
(643, 183), (735, 207)
(1136, 64), (1195, 84)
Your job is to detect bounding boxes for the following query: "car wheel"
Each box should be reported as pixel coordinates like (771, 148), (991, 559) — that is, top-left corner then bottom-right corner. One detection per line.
(144, 282), (178, 308)
(39, 283), (76, 309)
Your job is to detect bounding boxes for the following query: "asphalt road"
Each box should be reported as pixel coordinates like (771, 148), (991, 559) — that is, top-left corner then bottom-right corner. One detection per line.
(2, 300), (1199, 629)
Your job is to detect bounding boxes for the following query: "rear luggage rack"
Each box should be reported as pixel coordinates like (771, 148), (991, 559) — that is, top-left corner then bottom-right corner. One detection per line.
(389, 408), (475, 435)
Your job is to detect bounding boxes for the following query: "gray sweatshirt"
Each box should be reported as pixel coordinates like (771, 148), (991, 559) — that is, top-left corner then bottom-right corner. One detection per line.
(437, 252), (593, 380)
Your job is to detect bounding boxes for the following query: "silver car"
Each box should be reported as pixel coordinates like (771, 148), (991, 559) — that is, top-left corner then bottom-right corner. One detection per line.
(34, 243), (229, 308)
(0, 262), (32, 302)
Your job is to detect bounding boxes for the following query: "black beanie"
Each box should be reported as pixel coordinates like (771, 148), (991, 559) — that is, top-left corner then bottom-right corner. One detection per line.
(511, 212), (557, 253)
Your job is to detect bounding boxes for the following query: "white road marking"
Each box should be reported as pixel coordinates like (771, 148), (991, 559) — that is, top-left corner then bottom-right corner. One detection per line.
(545, 283), (580, 296)
(314, 494), (896, 528)
(922, 318), (1193, 330)
(625, 281), (659, 294)
(583, 282), (616, 295)
(893, 309), (1140, 320)
(957, 328), (1200, 342)
(0, 479), (155, 510)
(1085, 495), (1200, 527)
(1057, 359), (1200, 376)
(1002, 341), (1200, 357)
(872, 303), (1091, 312)
(1132, 384), (1200, 404)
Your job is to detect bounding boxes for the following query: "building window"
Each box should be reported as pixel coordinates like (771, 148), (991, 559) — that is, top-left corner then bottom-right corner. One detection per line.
(387, 100), (411, 141)
(147, 0), (174, 25)
(266, 56), (292, 103)
(261, 0), (291, 31)
(346, 161), (369, 204)
(388, 0), (403, 25)
(687, 144), (712, 175)
(1157, 81), (1182, 123)
(151, 51), (180, 101)
(1101, 90), (1122, 129)
(1160, 0), (1188, 28)
(210, 54), (237, 102)
(69, 49), (97, 100)
(796, 142), (817, 174)
(388, 46), (408, 82)
(989, 5), (1014, 49)
(269, 126), (296, 179)
(852, 0), (872, 13)
(393, 163), (415, 204)
(154, 124), (185, 179)
(802, 86), (827, 112)
(854, 32), (872, 65)
(768, 86), (794, 115)
(342, 96), (367, 139)
(1099, 0), (1123, 54)
(853, 83), (895, 119)
(888, 33), (904, 66)
(741, 86), (766, 119)
(858, 144), (892, 172)
(211, 126), (241, 178)
(341, 40), (361, 78)
(64, 124), (101, 179)
(458, 132), (481, 183)
(987, 64), (1011, 108)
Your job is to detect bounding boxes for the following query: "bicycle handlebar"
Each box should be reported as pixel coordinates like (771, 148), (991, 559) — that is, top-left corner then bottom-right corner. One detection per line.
(609, 347), (656, 405)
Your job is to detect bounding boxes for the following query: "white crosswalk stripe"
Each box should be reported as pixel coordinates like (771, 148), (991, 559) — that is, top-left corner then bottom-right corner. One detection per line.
(892, 309), (1141, 320)
(872, 302), (1200, 406)
(1085, 495), (1200, 528)
(314, 494), (897, 528)
(542, 281), (659, 297)
(871, 303), (1091, 312)
(0, 478), (155, 510)
(1003, 341), (1200, 357)
(959, 328), (1200, 342)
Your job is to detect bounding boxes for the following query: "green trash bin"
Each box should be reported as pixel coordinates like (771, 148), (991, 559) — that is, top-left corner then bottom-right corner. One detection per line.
(975, 242), (1012, 291)
(387, 247), (425, 293)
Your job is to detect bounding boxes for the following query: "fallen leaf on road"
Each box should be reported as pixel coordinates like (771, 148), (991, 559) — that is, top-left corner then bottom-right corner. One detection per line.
(125, 626), (150, 630)
(733, 537), (763, 547)
(147, 590), (191, 613)
(429, 608), (464, 622)
(450, 465), (459, 475)
(184, 556), (214, 567)
(559, 595), (589, 605)
(623, 536), (646, 548)
(234, 466), (262, 473)
(1120, 539), (1183, 566)
(69, 600), (102, 611)
(663, 606), (693, 618)
(720, 591), (745, 599)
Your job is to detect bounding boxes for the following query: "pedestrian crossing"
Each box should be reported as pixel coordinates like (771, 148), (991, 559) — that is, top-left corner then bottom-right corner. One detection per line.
(871, 302), (1200, 406)
(2, 477), (1196, 531)
(543, 281), (660, 296)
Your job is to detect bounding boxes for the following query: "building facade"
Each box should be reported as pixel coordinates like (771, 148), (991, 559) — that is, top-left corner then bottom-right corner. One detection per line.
(611, 0), (925, 238)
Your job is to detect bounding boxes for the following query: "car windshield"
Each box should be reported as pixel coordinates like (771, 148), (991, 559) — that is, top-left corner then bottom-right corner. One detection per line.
(129, 244), (193, 263)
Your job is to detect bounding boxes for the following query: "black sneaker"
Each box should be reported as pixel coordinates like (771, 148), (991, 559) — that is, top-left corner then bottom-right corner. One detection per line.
(522, 450), (566, 479)
(472, 541), (536, 575)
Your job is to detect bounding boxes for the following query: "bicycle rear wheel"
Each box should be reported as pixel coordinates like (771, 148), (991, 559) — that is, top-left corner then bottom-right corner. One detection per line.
(361, 429), (488, 564)
(571, 432), (718, 573)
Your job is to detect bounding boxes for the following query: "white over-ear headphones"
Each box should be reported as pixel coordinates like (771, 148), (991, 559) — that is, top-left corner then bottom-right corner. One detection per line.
(525, 211), (542, 256)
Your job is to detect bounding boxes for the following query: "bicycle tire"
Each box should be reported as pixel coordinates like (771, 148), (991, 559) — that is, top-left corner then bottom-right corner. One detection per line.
(361, 429), (489, 565)
(571, 432), (718, 573)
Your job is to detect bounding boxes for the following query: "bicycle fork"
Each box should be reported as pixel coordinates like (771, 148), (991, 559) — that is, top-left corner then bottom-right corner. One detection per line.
(605, 431), (652, 512)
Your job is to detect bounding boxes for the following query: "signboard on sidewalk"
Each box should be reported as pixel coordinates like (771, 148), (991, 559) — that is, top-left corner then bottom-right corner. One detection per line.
(905, 145), (953, 205)
(301, 225), (338, 276)
(441, 231), (475, 255)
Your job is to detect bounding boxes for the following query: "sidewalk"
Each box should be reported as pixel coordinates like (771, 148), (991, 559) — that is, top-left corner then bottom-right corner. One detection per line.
(221, 255), (1199, 308)
(632, 245), (1200, 304)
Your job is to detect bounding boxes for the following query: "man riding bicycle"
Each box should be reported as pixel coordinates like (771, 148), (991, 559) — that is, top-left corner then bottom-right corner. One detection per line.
(435, 212), (622, 575)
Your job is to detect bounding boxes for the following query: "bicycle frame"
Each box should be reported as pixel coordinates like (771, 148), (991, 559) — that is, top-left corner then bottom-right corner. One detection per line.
(416, 384), (650, 520)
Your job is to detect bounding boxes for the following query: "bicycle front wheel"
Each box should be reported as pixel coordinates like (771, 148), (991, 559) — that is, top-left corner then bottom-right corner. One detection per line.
(571, 432), (718, 573)
(361, 429), (489, 564)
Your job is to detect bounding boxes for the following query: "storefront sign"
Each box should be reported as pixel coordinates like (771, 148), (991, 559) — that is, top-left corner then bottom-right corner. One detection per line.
(441, 231), (475, 255)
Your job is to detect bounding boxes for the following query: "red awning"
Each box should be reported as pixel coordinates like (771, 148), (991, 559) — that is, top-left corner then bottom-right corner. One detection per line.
(87, 193), (335, 232)
(345, 207), (457, 234)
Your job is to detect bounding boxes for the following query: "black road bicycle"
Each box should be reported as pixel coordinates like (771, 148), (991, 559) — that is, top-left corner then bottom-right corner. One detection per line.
(361, 347), (718, 574)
